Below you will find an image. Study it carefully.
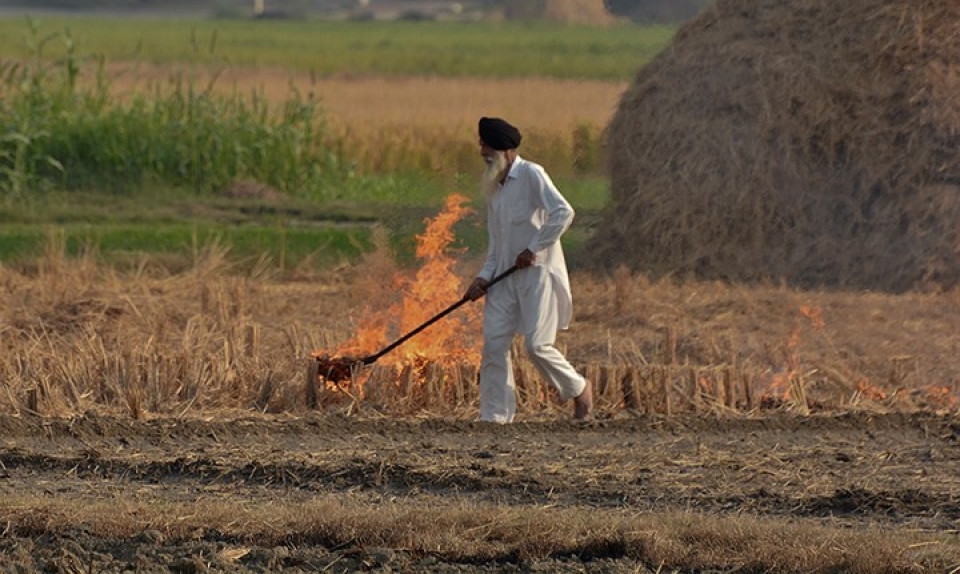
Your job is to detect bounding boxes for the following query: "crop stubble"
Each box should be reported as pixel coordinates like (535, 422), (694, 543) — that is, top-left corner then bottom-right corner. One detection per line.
(2, 255), (960, 571)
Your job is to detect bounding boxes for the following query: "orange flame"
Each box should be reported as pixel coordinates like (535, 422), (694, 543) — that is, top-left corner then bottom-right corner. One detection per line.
(757, 307), (807, 405)
(394, 193), (479, 363)
(329, 193), (480, 367)
(799, 304), (825, 331)
(698, 376), (714, 396)
(855, 378), (887, 401)
(922, 385), (958, 409)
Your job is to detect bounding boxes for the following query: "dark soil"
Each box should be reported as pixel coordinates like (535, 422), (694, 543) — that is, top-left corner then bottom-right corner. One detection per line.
(2, 411), (958, 572)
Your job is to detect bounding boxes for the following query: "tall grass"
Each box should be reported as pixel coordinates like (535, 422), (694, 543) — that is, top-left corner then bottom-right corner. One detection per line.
(0, 21), (616, 205)
(0, 22), (345, 200)
(0, 20), (614, 268)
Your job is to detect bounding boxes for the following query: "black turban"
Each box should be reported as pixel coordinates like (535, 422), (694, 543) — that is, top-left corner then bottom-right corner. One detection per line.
(479, 117), (522, 150)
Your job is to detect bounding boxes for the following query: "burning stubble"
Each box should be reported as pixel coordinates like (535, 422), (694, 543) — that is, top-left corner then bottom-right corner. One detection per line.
(315, 194), (481, 379)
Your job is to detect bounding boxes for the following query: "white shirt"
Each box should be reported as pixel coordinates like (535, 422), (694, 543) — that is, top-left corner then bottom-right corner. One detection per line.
(479, 156), (575, 328)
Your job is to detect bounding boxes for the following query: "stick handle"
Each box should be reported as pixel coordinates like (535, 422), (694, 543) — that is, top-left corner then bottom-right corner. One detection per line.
(363, 265), (519, 364)
(472, 264), (519, 293)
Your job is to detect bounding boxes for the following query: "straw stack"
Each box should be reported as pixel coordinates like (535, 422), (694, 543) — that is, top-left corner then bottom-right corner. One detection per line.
(595, 0), (960, 292)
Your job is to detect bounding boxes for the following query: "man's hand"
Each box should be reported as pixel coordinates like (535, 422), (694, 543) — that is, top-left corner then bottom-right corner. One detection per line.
(465, 277), (490, 301)
(515, 249), (536, 269)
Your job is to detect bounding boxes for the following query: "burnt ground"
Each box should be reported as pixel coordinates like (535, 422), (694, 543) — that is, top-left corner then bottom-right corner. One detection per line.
(1, 411), (959, 573)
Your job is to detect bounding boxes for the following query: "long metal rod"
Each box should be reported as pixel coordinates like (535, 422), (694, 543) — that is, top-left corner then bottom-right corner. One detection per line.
(361, 265), (519, 365)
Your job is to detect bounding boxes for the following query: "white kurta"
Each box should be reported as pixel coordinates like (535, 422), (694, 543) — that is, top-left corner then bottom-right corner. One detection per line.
(477, 156), (585, 423)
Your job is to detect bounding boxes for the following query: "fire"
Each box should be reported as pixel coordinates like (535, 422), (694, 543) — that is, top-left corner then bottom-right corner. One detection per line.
(855, 378), (887, 402)
(394, 193), (480, 363)
(799, 304), (825, 331)
(757, 308), (806, 407)
(697, 376), (714, 396)
(318, 193), (481, 370)
(923, 385), (958, 409)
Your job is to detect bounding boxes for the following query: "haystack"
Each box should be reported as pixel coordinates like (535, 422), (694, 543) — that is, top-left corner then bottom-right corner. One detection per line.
(594, 0), (960, 292)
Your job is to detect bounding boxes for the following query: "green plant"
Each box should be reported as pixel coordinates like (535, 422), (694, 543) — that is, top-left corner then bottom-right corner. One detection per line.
(0, 21), (69, 199)
(0, 21), (351, 200)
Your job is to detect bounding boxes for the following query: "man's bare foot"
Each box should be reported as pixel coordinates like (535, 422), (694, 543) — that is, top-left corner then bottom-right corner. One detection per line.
(574, 379), (593, 420)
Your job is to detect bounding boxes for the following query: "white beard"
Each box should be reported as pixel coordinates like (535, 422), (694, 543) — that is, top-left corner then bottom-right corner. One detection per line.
(481, 151), (509, 197)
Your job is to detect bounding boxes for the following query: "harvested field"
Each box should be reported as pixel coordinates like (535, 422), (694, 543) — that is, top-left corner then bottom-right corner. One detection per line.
(2, 413), (960, 572)
(2, 247), (960, 571)
(5, 205), (960, 421)
(4, 11), (960, 567)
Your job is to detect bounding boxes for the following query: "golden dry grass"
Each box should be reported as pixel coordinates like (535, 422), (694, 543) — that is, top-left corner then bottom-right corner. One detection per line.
(3, 493), (954, 572)
(2, 235), (960, 419)
(106, 64), (626, 128)
(101, 63), (627, 175)
(599, 0), (960, 291)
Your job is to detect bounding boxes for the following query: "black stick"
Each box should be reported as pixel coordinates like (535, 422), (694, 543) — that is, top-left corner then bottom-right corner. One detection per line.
(360, 265), (519, 365)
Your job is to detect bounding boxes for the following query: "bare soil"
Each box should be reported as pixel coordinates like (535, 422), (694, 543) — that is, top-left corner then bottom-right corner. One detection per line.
(2, 411), (959, 572)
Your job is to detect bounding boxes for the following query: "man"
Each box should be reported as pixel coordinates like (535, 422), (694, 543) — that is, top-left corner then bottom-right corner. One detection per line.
(465, 116), (593, 423)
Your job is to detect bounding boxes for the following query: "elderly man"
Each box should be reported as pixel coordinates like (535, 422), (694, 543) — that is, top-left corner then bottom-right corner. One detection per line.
(465, 116), (593, 423)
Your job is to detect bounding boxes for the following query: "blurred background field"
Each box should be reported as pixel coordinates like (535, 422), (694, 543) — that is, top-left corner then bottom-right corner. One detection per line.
(0, 9), (671, 268)
(0, 18), (673, 79)
(0, 0), (708, 24)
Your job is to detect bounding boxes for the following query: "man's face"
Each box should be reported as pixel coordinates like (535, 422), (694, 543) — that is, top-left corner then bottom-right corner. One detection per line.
(480, 142), (509, 196)
(479, 140), (498, 164)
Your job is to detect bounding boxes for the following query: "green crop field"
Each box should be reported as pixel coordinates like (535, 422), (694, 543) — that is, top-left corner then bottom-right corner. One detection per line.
(0, 17), (671, 269)
(0, 17), (672, 80)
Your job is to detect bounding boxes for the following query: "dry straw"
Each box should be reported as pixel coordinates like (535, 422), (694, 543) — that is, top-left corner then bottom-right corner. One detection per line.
(3, 236), (956, 420)
(597, 0), (960, 292)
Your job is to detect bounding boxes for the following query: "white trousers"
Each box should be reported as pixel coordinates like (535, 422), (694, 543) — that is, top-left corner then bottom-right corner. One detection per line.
(479, 266), (586, 423)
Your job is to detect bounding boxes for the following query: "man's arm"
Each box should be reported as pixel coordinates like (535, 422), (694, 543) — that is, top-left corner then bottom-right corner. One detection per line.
(527, 166), (575, 254)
